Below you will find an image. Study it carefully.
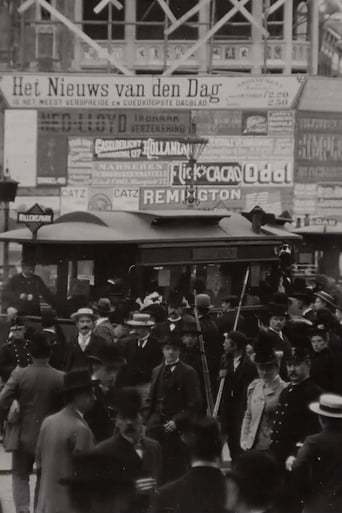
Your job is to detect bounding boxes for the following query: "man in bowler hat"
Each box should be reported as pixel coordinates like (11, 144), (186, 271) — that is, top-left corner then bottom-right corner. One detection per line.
(92, 298), (116, 344)
(0, 332), (64, 513)
(86, 388), (161, 513)
(86, 343), (124, 442)
(145, 333), (202, 483)
(157, 417), (226, 513)
(35, 369), (96, 513)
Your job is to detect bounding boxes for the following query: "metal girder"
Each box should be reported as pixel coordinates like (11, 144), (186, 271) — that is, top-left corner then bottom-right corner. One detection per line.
(267, 0), (286, 16)
(156, 0), (177, 24)
(93, 0), (123, 14)
(18, 0), (130, 75)
(230, 0), (268, 36)
(164, 0), (270, 75)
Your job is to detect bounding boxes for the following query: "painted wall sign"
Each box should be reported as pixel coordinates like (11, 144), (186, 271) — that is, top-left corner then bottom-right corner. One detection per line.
(92, 161), (169, 187)
(0, 74), (305, 110)
(94, 138), (189, 160)
(139, 186), (242, 210)
(200, 136), (293, 161)
(38, 109), (191, 136)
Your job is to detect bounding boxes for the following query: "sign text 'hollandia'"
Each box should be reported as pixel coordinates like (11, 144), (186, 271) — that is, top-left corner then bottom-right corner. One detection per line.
(0, 74), (305, 110)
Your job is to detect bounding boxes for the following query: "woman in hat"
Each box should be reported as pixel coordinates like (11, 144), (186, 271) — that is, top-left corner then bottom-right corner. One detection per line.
(291, 393), (342, 513)
(240, 340), (287, 451)
(309, 323), (337, 393)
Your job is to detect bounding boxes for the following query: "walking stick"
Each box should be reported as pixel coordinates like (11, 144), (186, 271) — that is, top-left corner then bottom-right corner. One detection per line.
(213, 266), (250, 418)
(193, 290), (215, 417)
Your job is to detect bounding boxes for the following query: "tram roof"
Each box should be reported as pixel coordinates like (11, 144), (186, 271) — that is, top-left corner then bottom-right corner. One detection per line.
(0, 210), (300, 245)
(293, 223), (342, 235)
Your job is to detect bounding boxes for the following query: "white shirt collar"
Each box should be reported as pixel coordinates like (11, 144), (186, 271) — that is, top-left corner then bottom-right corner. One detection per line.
(233, 355), (242, 371)
(138, 334), (149, 348)
(164, 358), (179, 371)
(74, 408), (84, 419)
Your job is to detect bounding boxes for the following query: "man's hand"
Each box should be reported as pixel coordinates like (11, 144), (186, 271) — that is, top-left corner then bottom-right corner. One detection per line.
(285, 455), (296, 472)
(164, 420), (176, 433)
(135, 477), (157, 494)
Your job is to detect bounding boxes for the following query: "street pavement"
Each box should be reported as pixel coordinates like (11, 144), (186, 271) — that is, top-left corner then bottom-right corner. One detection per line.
(0, 446), (35, 513)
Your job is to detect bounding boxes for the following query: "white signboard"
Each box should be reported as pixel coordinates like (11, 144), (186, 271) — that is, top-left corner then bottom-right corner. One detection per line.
(200, 136), (294, 161)
(112, 188), (139, 210)
(92, 161), (169, 186)
(4, 110), (37, 187)
(60, 187), (88, 214)
(0, 74), (305, 110)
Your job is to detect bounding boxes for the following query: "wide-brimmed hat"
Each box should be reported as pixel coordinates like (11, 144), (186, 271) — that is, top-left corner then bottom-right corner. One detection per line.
(71, 308), (96, 322)
(87, 343), (123, 368)
(141, 303), (167, 323)
(63, 369), (95, 393)
(93, 298), (114, 314)
(194, 294), (213, 310)
(180, 319), (200, 335)
(161, 333), (182, 347)
(125, 313), (155, 327)
(254, 346), (278, 365)
(292, 288), (314, 302)
(309, 322), (328, 338)
(309, 393), (342, 418)
(227, 330), (248, 347)
(314, 291), (336, 309)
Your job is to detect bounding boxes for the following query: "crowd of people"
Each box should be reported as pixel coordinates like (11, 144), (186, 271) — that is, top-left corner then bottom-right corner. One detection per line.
(1, 261), (342, 512)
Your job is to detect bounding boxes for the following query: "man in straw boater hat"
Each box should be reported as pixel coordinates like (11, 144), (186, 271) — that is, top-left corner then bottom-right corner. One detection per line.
(92, 297), (116, 345)
(145, 331), (202, 483)
(35, 369), (96, 513)
(290, 393), (342, 513)
(120, 313), (161, 403)
(65, 307), (107, 371)
(86, 343), (125, 442)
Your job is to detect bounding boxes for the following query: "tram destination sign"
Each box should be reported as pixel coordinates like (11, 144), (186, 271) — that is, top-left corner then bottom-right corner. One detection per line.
(17, 203), (54, 236)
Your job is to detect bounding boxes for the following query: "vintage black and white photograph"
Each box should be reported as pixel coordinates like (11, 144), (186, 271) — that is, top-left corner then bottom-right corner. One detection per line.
(0, 1), (341, 512)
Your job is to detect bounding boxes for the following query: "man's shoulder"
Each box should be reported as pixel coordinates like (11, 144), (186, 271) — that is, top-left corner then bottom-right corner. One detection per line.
(144, 436), (161, 452)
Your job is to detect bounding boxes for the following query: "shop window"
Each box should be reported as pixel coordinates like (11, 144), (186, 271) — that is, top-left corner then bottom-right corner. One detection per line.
(214, 0), (252, 40)
(83, 0), (125, 40)
(136, 0), (198, 40)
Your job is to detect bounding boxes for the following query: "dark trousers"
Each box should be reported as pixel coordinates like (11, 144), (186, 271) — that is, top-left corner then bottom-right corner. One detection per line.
(146, 418), (189, 484)
(12, 450), (38, 513)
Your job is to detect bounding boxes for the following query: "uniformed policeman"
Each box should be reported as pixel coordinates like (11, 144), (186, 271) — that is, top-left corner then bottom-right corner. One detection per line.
(270, 346), (321, 467)
(0, 320), (32, 382)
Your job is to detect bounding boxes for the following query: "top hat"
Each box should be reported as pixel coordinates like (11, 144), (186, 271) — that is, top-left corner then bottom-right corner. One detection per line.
(70, 308), (96, 322)
(194, 294), (213, 310)
(116, 388), (142, 419)
(285, 345), (312, 363)
(87, 343), (123, 368)
(168, 291), (185, 307)
(28, 331), (51, 358)
(309, 393), (342, 419)
(314, 291), (336, 309)
(125, 313), (155, 327)
(254, 345), (278, 365)
(63, 369), (95, 394)
(265, 302), (288, 318)
(93, 298), (114, 315)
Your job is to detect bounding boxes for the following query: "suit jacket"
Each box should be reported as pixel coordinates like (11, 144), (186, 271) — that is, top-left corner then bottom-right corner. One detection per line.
(91, 433), (162, 485)
(0, 362), (64, 454)
(36, 406), (95, 513)
(292, 428), (342, 513)
(270, 378), (321, 463)
(120, 334), (162, 386)
(2, 272), (55, 315)
(146, 361), (202, 428)
(64, 333), (107, 371)
(157, 466), (226, 513)
(310, 348), (336, 393)
(240, 376), (287, 450)
(266, 328), (292, 379)
(219, 352), (258, 435)
(93, 318), (116, 345)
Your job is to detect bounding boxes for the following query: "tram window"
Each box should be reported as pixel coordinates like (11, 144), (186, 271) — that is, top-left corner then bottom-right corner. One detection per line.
(35, 264), (58, 294)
